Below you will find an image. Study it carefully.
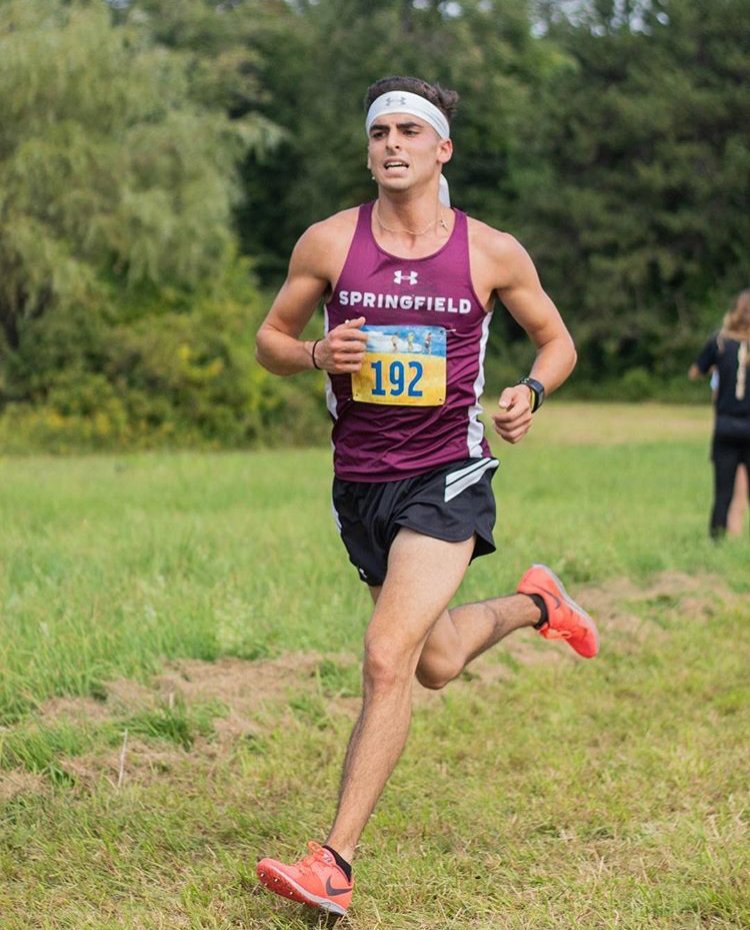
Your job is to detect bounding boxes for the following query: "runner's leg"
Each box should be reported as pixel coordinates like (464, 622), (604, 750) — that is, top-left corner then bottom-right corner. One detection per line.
(711, 437), (740, 537)
(324, 528), (475, 862)
(727, 463), (748, 536)
(415, 592), (540, 689)
(369, 584), (540, 690)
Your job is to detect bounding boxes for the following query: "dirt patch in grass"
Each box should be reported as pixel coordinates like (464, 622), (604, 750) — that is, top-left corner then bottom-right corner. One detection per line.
(152, 653), (329, 743)
(0, 769), (47, 802)
(103, 678), (158, 711)
(60, 736), (188, 790)
(39, 695), (113, 724)
(579, 569), (731, 651)
(1, 570), (741, 796)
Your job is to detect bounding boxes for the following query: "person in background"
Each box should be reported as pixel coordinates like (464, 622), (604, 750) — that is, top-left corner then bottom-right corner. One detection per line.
(709, 370), (748, 535)
(689, 288), (750, 538)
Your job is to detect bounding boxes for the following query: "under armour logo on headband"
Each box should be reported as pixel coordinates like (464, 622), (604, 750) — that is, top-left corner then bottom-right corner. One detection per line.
(366, 91), (451, 141)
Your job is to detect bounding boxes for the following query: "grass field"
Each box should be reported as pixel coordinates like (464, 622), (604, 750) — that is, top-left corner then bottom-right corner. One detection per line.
(1, 402), (748, 929)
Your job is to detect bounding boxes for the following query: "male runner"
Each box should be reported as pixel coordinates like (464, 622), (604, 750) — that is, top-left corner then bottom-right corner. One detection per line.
(254, 75), (599, 917)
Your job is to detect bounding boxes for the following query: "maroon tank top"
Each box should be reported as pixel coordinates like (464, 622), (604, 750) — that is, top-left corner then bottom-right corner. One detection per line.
(325, 202), (493, 481)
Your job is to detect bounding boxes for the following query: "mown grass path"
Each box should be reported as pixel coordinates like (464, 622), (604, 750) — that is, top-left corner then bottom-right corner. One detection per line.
(1, 403), (748, 928)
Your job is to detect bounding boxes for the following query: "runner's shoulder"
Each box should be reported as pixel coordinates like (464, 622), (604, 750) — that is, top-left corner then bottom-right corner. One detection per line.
(295, 208), (359, 260)
(466, 216), (534, 284)
(466, 216), (527, 260)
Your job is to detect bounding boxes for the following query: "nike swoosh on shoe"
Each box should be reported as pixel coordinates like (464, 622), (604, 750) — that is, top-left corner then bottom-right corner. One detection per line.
(325, 877), (352, 897)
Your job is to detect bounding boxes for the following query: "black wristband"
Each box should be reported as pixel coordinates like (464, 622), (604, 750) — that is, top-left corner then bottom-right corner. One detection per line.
(516, 376), (545, 412)
(311, 339), (322, 370)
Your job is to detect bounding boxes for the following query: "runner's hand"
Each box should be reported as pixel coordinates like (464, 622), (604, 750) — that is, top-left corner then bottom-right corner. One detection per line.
(492, 385), (533, 444)
(315, 317), (368, 373)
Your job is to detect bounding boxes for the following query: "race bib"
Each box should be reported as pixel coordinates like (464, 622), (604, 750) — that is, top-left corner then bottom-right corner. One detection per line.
(351, 325), (446, 406)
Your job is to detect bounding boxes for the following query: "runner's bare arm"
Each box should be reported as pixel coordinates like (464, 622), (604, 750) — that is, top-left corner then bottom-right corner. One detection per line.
(255, 221), (368, 376)
(494, 234), (576, 391)
(474, 227), (576, 443)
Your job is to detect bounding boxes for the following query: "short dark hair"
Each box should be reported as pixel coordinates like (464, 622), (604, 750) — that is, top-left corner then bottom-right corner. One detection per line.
(364, 76), (459, 124)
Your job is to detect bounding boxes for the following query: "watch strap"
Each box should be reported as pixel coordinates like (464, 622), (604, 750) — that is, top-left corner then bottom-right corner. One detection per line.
(516, 376), (545, 413)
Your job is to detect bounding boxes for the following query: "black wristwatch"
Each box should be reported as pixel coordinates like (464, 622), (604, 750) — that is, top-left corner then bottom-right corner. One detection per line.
(516, 376), (545, 413)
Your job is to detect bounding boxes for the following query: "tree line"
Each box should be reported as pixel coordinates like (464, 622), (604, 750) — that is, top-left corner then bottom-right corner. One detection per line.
(0, 0), (747, 450)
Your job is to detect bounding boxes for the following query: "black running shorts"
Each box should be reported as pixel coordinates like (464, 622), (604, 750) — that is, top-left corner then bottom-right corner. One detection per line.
(332, 457), (499, 586)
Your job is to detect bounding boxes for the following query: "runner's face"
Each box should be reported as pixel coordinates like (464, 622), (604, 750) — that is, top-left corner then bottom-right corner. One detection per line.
(367, 114), (452, 194)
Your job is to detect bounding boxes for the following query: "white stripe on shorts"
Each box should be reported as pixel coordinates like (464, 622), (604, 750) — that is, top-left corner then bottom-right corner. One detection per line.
(331, 499), (342, 533)
(444, 457), (499, 503)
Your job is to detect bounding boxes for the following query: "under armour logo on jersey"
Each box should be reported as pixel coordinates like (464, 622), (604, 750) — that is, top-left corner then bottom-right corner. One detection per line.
(385, 95), (407, 107)
(394, 270), (419, 285)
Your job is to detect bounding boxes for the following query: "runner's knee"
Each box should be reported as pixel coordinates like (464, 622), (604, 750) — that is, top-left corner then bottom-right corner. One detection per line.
(414, 652), (462, 691)
(363, 639), (415, 693)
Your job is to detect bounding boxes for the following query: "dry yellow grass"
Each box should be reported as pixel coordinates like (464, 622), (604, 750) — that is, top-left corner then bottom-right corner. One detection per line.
(518, 401), (712, 446)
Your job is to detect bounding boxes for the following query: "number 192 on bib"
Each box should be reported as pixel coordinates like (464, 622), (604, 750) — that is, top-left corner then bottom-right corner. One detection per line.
(351, 324), (446, 407)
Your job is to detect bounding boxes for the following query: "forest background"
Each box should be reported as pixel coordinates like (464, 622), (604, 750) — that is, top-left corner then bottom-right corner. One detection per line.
(0, 0), (748, 452)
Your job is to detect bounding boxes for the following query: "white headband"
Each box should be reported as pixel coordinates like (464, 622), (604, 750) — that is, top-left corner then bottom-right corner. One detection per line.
(365, 91), (450, 140)
(366, 91), (452, 206)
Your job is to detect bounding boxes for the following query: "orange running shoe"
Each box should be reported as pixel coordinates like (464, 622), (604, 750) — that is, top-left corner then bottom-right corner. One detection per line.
(256, 842), (353, 917)
(517, 563), (599, 658)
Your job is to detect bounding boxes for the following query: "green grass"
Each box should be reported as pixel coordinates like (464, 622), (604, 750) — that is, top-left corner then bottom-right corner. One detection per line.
(0, 403), (748, 928)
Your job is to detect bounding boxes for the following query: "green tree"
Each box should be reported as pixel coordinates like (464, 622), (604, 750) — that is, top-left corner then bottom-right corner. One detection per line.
(514, 0), (750, 380)
(115, 0), (282, 136)
(0, 0), (298, 450)
(0, 0), (244, 353)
